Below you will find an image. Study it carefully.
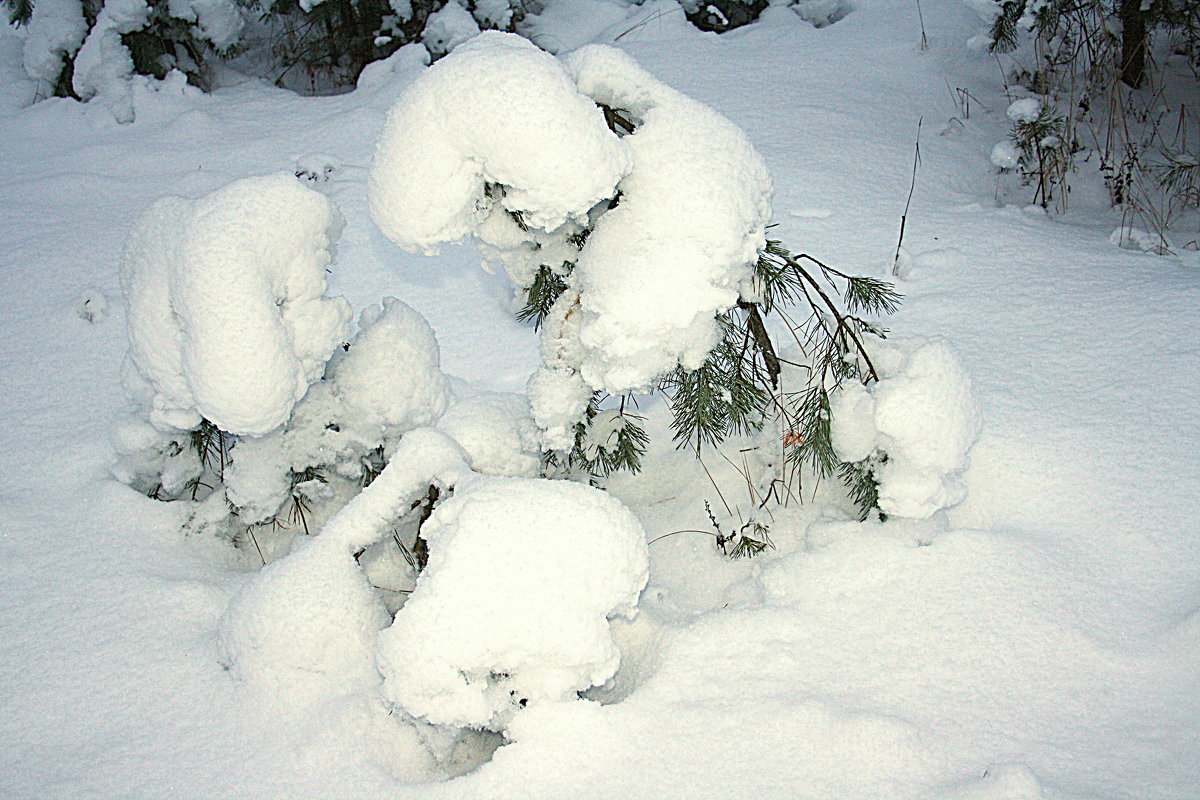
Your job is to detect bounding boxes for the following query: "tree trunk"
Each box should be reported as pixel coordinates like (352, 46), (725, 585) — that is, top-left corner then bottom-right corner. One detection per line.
(1120, 0), (1148, 89)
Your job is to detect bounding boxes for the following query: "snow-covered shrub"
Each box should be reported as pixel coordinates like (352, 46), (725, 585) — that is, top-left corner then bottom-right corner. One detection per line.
(16, 0), (86, 96)
(116, 171), (545, 576)
(7, 0), (244, 111)
(369, 31), (780, 476)
(376, 474), (649, 729)
(972, 0), (1200, 239)
(262, 0), (526, 95)
(367, 30), (929, 538)
(220, 425), (649, 735)
(679, 0), (768, 33)
(828, 340), (981, 520)
(218, 429), (472, 705)
(121, 172), (351, 436)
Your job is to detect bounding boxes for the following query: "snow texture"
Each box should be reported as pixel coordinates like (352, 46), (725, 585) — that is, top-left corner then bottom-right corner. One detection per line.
(219, 429), (471, 706)
(436, 388), (542, 477)
(371, 34), (771, 447)
(421, 1), (481, 57)
(560, 44), (773, 394)
(5, 3), (1200, 798)
(377, 476), (649, 729)
(21, 0), (87, 84)
(832, 340), (981, 519)
(369, 32), (629, 254)
(170, 0), (245, 50)
(221, 298), (451, 523)
(989, 140), (1020, 169)
(1006, 96), (1042, 124)
(472, 0), (514, 30)
(120, 173), (351, 436)
(332, 298), (451, 432)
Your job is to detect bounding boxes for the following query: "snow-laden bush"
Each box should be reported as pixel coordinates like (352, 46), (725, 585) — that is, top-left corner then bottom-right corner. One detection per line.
(115, 171), (542, 568)
(828, 340), (981, 520)
(8, 0), (244, 113)
(369, 31), (772, 464)
(218, 429), (471, 706)
(377, 475), (648, 729)
(121, 172), (351, 436)
(219, 429), (649, 732)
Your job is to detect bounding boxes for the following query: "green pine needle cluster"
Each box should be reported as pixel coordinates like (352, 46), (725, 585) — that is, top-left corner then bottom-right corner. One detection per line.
(839, 457), (885, 522)
(544, 394), (650, 479)
(660, 314), (770, 451)
(516, 265), (570, 331)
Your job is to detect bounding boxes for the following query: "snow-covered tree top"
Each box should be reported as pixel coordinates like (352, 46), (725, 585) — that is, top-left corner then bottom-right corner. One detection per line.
(369, 32), (773, 444)
(121, 173), (351, 436)
(368, 31), (630, 254)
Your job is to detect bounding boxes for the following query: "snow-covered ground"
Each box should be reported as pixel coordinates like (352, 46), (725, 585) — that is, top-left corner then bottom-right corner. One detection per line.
(1, 1), (1197, 798)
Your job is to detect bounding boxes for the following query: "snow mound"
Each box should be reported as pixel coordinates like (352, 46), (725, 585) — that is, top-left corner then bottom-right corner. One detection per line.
(830, 340), (981, 519)
(120, 173), (351, 436)
(368, 31), (629, 254)
(1006, 97), (1043, 124)
(332, 297), (451, 431)
(436, 388), (542, 477)
(990, 140), (1020, 170)
(555, 43), (773, 394)
(219, 429), (471, 706)
(377, 476), (649, 729)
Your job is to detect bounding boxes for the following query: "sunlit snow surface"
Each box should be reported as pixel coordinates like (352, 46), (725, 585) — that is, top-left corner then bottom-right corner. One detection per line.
(0, 1), (1198, 799)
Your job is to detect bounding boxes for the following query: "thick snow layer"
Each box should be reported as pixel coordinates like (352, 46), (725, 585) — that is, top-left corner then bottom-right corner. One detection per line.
(989, 140), (1020, 169)
(221, 299), (451, 522)
(1006, 96), (1042, 124)
(121, 173), (352, 435)
(332, 297), (451, 431)
(436, 387), (542, 477)
(219, 429), (471, 705)
(421, 1), (481, 58)
(21, 0), (87, 84)
(560, 44), (773, 394)
(368, 32), (629, 254)
(831, 340), (980, 519)
(377, 476), (649, 728)
(171, 0), (245, 50)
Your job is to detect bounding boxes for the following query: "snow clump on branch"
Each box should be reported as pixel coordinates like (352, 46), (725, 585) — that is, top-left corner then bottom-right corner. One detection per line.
(120, 172), (351, 436)
(376, 475), (649, 729)
(368, 32), (772, 450)
(367, 32), (629, 253)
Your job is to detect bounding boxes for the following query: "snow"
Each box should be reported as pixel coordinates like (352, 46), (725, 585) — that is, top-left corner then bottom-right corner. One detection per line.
(1006, 96), (1042, 124)
(177, 0), (245, 50)
(120, 172), (352, 435)
(436, 387), (542, 477)
(989, 140), (1020, 169)
(368, 32), (629, 253)
(561, 43), (773, 394)
(21, 0), (87, 85)
(377, 475), (649, 729)
(872, 341), (979, 519)
(1, 2), (1199, 799)
(219, 428), (471, 707)
(421, 1), (481, 58)
(332, 297), (451, 431)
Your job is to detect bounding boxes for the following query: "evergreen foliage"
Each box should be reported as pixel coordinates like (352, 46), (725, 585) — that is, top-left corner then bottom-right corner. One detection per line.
(506, 118), (904, 522)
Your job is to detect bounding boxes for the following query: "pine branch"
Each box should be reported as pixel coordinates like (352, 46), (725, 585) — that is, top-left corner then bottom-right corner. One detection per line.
(517, 264), (569, 331)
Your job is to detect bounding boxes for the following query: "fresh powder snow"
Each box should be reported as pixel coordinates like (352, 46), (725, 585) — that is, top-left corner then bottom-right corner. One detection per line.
(0, 1), (1197, 799)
